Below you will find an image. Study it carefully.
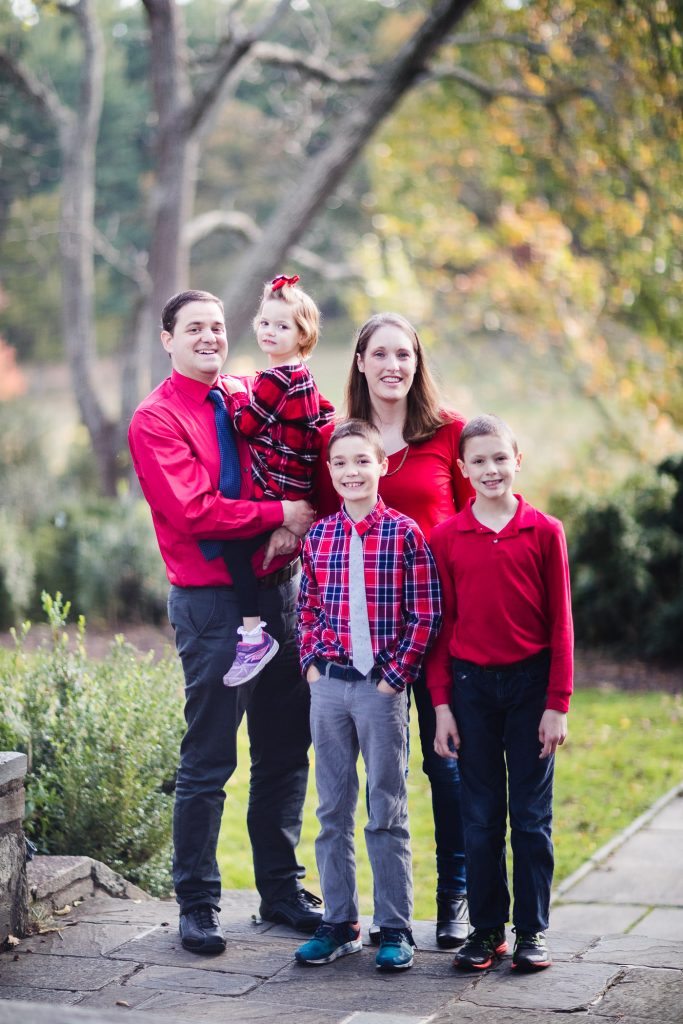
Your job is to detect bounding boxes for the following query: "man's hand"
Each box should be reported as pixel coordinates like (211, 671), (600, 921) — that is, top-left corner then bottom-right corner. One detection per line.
(262, 526), (299, 570)
(538, 709), (567, 759)
(434, 704), (460, 760)
(282, 499), (315, 537)
(306, 665), (321, 684)
(377, 679), (397, 695)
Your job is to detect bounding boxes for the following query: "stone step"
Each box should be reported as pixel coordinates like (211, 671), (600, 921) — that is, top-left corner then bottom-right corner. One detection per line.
(28, 856), (151, 919)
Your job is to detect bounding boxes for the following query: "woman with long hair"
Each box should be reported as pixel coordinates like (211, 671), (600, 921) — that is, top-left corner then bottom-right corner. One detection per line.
(316, 312), (472, 947)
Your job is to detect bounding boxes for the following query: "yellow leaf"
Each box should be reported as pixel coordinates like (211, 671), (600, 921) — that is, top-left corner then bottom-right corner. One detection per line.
(523, 72), (547, 95)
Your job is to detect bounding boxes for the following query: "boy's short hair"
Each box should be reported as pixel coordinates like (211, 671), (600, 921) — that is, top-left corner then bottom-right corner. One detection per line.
(459, 414), (518, 459)
(253, 277), (320, 358)
(328, 419), (387, 463)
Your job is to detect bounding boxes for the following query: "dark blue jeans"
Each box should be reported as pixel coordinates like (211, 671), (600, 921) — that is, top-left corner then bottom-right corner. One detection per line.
(451, 652), (554, 933)
(168, 576), (311, 914)
(411, 670), (466, 895)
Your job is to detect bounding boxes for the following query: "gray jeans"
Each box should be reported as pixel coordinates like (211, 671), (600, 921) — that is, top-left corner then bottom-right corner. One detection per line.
(309, 666), (412, 928)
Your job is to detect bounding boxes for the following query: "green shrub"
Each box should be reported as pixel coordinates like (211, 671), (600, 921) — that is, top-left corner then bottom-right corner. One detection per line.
(30, 491), (168, 625)
(553, 455), (683, 661)
(0, 511), (36, 628)
(0, 594), (184, 895)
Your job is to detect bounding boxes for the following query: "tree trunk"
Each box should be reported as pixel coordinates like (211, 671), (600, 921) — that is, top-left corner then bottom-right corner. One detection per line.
(57, 1), (120, 495)
(222, 0), (478, 343)
(143, 0), (199, 385)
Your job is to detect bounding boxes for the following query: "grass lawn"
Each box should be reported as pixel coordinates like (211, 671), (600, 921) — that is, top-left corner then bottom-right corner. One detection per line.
(217, 687), (682, 921)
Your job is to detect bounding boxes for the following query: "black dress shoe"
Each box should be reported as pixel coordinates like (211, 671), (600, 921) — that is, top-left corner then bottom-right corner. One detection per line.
(179, 904), (226, 954)
(436, 893), (470, 948)
(259, 888), (323, 933)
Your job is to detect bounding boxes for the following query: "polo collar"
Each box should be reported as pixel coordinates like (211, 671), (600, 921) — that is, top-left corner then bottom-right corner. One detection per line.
(341, 498), (386, 537)
(455, 495), (537, 536)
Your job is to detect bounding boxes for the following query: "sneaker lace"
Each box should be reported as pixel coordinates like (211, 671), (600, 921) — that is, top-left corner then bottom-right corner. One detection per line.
(516, 930), (543, 946)
(380, 927), (415, 947)
(469, 927), (500, 952)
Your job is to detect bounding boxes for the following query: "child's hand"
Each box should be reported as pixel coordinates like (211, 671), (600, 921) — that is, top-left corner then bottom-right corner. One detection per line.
(223, 375), (247, 394)
(377, 679), (397, 695)
(538, 709), (568, 759)
(434, 704), (460, 760)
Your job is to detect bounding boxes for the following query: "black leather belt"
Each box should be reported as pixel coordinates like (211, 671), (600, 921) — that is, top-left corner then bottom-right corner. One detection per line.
(315, 659), (381, 682)
(257, 557), (302, 589)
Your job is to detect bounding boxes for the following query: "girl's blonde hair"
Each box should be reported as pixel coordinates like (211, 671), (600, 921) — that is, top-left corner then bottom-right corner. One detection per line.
(253, 276), (320, 358)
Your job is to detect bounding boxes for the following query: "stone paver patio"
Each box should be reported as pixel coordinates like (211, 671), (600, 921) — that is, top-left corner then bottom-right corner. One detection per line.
(1, 785), (682, 1024)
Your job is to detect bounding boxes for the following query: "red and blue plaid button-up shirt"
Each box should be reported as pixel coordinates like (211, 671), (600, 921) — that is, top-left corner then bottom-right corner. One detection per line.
(298, 499), (442, 691)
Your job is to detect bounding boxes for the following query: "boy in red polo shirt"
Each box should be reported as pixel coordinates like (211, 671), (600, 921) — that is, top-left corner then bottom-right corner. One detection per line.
(427, 414), (573, 973)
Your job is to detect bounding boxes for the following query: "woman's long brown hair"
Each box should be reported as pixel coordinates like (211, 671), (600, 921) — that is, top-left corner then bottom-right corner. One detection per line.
(344, 312), (448, 445)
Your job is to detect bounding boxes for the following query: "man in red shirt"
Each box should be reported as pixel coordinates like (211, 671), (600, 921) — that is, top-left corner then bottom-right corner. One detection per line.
(128, 290), (321, 955)
(426, 414), (573, 974)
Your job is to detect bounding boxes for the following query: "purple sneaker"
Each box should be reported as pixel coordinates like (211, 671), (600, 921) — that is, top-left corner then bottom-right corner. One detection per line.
(223, 632), (279, 687)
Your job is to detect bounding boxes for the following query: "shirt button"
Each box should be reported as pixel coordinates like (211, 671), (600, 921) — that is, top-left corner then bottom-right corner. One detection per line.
(493, 538), (498, 544)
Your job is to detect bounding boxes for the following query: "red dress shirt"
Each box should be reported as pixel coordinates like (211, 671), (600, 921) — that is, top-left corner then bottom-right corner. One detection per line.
(298, 499), (442, 691)
(128, 370), (285, 587)
(315, 414), (473, 541)
(426, 496), (574, 713)
(233, 362), (334, 500)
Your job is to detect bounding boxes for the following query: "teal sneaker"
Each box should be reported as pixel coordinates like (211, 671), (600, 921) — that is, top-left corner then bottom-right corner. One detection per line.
(295, 921), (362, 965)
(375, 927), (416, 970)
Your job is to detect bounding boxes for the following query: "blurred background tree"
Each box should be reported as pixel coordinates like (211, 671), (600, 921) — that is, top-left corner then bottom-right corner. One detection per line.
(0, 0), (682, 658)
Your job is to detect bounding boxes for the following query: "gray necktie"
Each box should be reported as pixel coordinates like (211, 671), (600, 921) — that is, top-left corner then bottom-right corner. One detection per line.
(348, 528), (375, 676)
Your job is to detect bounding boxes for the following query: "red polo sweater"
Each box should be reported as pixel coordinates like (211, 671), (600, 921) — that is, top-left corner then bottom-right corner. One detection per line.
(426, 496), (574, 713)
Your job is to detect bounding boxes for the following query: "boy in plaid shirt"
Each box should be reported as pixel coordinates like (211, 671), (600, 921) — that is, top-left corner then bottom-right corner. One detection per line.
(294, 419), (441, 971)
(220, 274), (334, 686)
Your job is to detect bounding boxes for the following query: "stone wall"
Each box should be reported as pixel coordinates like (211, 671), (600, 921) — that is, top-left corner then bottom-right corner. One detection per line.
(0, 752), (29, 943)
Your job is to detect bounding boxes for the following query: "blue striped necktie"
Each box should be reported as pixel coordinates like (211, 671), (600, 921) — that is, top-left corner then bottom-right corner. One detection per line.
(199, 386), (242, 561)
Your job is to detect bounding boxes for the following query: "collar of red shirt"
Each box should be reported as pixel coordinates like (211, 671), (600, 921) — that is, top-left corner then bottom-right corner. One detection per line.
(455, 494), (538, 536)
(340, 498), (387, 538)
(170, 369), (248, 406)
(170, 368), (218, 404)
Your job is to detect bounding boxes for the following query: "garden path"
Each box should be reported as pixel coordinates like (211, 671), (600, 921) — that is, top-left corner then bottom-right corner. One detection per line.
(0, 783), (681, 1024)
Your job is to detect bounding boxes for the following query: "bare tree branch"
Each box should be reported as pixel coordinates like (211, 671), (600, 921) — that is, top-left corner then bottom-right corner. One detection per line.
(185, 210), (261, 247)
(289, 245), (357, 281)
(251, 41), (374, 86)
(184, 209), (356, 280)
(223, 0), (480, 340)
(0, 49), (68, 127)
(429, 62), (598, 107)
(185, 0), (291, 136)
(450, 32), (548, 55)
(92, 228), (151, 292)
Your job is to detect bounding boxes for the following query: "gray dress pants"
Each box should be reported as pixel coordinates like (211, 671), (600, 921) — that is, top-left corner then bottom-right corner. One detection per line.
(309, 666), (412, 929)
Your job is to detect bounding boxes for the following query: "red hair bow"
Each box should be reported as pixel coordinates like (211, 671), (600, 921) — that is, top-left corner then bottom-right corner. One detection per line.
(271, 274), (300, 291)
